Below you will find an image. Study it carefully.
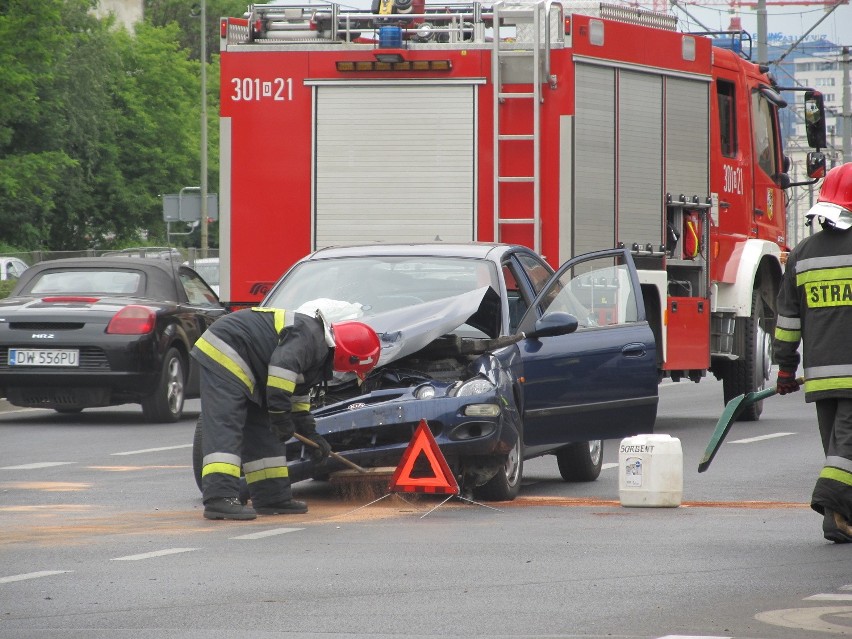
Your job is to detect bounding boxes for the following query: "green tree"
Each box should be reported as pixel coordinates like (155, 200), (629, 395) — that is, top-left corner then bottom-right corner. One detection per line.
(0, 0), (88, 248)
(107, 21), (203, 245)
(0, 0), (221, 250)
(145, 0), (247, 62)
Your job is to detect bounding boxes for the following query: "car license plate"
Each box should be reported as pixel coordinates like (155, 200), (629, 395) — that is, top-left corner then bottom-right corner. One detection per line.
(8, 348), (80, 367)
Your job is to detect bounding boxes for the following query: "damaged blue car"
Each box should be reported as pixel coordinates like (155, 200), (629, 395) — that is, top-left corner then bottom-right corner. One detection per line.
(193, 243), (658, 501)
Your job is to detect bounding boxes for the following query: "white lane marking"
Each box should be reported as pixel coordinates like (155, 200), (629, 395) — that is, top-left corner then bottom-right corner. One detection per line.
(1, 462), (76, 470)
(231, 527), (303, 540)
(602, 463), (618, 471)
(111, 548), (197, 561)
(112, 444), (193, 456)
(728, 433), (795, 444)
(658, 636), (731, 638)
(806, 594), (852, 601)
(756, 606), (852, 634)
(0, 570), (72, 584)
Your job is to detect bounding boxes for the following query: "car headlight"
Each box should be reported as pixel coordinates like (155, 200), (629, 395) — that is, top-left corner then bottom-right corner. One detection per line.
(455, 376), (496, 397)
(414, 384), (437, 400)
(463, 403), (501, 417)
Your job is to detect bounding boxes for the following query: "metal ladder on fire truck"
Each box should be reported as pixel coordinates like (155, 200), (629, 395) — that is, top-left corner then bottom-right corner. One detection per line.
(492, 0), (555, 255)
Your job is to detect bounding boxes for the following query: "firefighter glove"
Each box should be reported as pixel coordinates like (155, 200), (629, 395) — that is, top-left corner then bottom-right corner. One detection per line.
(270, 413), (296, 443)
(292, 412), (331, 463)
(776, 370), (800, 395)
(306, 433), (332, 463)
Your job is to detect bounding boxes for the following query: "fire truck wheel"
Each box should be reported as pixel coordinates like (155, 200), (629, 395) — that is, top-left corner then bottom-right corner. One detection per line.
(556, 440), (603, 482)
(722, 289), (771, 422)
(474, 436), (523, 501)
(141, 347), (185, 423)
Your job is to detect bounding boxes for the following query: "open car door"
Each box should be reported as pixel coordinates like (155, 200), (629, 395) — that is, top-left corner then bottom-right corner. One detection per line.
(516, 248), (658, 454)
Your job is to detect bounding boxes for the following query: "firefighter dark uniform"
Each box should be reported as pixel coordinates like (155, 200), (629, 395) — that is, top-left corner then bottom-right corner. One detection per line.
(191, 307), (333, 519)
(773, 163), (852, 543)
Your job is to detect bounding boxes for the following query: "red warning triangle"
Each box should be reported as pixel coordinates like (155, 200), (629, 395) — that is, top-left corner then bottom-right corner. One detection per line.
(389, 419), (459, 495)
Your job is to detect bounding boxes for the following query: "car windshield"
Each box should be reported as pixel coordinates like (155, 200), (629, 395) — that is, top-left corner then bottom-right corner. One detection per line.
(28, 269), (142, 295)
(192, 262), (219, 287)
(266, 255), (499, 319)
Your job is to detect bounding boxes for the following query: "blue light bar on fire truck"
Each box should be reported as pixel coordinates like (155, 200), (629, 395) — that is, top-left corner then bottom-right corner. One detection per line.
(335, 23), (452, 72)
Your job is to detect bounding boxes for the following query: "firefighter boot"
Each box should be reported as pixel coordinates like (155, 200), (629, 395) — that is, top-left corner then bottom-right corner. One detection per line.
(254, 499), (309, 515)
(204, 497), (258, 521)
(823, 509), (852, 544)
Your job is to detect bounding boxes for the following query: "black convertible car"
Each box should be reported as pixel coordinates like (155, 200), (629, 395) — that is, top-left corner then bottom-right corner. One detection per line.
(0, 257), (226, 422)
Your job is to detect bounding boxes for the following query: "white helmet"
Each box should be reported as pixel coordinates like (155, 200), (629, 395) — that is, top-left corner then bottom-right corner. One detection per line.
(805, 202), (852, 231)
(296, 298), (364, 347)
(805, 164), (852, 231)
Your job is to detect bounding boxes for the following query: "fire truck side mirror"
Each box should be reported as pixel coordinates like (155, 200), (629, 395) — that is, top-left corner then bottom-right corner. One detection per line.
(804, 90), (827, 150)
(806, 151), (827, 180)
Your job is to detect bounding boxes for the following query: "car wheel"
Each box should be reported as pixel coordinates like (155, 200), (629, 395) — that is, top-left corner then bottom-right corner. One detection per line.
(141, 347), (185, 423)
(722, 289), (770, 422)
(556, 440), (603, 482)
(192, 414), (249, 504)
(474, 436), (523, 502)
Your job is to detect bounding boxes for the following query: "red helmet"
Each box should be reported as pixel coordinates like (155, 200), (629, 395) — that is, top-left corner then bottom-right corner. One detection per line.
(807, 163), (852, 230)
(331, 321), (381, 381)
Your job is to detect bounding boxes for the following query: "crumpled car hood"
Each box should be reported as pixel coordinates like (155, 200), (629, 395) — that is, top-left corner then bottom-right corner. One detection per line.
(298, 286), (494, 386)
(368, 286), (489, 368)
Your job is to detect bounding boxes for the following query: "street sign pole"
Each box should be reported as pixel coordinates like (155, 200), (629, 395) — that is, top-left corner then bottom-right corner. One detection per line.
(200, 0), (209, 257)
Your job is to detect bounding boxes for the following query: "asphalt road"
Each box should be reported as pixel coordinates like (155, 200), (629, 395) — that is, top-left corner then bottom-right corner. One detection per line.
(1, 376), (851, 639)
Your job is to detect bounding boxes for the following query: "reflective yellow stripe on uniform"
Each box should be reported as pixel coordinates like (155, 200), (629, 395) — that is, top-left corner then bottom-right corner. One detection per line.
(243, 456), (289, 484)
(804, 377), (852, 393)
(820, 466), (852, 487)
(774, 327), (801, 343)
(775, 315), (800, 343)
(202, 452), (242, 478)
(796, 263), (852, 286)
(195, 333), (255, 393)
(251, 307), (294, 334)
(826, 456), (852, 473)
(804, 366), (852, 394)
(268, 365), (298, 393)
(292, 394), (310, 412)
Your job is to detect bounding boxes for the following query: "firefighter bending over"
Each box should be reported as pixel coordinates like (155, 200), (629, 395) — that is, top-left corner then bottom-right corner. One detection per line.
(773, 163), (852, 543)
(191, 307), (381, 520)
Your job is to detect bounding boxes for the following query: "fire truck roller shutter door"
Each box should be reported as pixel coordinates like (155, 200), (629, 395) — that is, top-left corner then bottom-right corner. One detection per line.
(313, 83), (477, 249)
(617, 70), (663, 253)
(574, 63), (616, 257)
(665, 76), (711, 206)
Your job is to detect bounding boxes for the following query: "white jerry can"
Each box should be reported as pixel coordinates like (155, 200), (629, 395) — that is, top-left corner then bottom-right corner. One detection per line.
(618, 434), (683, 507)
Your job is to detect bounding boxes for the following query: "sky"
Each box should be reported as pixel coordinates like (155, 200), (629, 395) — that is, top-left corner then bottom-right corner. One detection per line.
(668, 1), (851, 48)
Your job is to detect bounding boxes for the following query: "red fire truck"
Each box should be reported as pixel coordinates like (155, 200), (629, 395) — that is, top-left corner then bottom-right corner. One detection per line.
(217, 0), (827, 419)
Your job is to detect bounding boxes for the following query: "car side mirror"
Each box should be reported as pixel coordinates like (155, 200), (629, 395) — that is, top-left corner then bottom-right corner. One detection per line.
(806, 151), (827, 179)
(528, 312), (579, 339)
(804, 90), (827, 150)
(460, 312), (579, 354)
